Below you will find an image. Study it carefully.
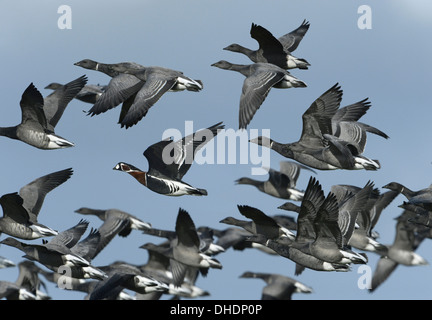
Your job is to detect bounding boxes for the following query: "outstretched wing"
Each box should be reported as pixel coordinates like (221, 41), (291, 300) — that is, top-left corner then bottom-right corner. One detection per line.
(278, 19), (310, 53)
(296, 177), (325, 242)
(46, 219), (89, 249)
(278, 161), (316, 187)
(19, 168), (73, 218)
(0, 192), (30, 224)
(239, 69), (285, 129)
(43, 75), (87, 131)
(88, 73), (144, 116)
(250, 23), (288, 67)
(20, 83), (47, 131)
(119, 73), (177, 129)
(300, 83), (342, 145)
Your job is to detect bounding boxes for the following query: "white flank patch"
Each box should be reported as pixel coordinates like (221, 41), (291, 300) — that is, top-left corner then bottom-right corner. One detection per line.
(47, 134), (75, 149)
(30, 225), (58, 237)
(288, 188), (304, 201)
(130, 217), (152, 230)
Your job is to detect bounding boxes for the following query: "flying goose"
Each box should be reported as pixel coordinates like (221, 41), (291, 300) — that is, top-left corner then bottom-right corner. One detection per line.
(249, 84), (385, 170)
(88, 261), (169, 300)
(383, 182), (432, 211)
(0, 235), (107, 281)
(74, 207), (152, 238)
(74, 59), (145, 122)
(235, 161), (316, 200)
(14, 260), (51, 300)
(277, 177), (366, 274)
(138, 246), (210, 299)
(220, 205), (296, 241)
(45, 81), (107, 104)
(113, 122), (224, 196)
(140, 208), (222, 286)
(0, 256), (15, 269)
(239, 271), (313, 300)
(141, 224), (224, 256)
(75, 59), (203, 128)
(369, 209), (429, 292)
(331, 183), (398, 254)
(399, 202), (432, 228)
(1, 219), (108, 281)
(211, 60), (306, 129)
(0, 168), (73, 239)
(0, 280), (37, 300)
(309, 190), (368, 265)
(245, 233), (350, 272)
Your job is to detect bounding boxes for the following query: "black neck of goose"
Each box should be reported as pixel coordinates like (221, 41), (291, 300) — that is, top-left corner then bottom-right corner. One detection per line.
(4, 239), (25, 250)
(96, 63), (120, 77)
(0, 126), (17, 139)
(221, 217), (245, 228)
(270, 140), (293, 158)
(398, 185), (416, 198)
(234, 45), (256, 58)
(79, 208), (107, 219)
(237, 178), (262, 187)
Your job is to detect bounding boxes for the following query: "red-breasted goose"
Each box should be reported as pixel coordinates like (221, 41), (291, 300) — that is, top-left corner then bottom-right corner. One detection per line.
(75, 59), (203, 129)
(113, 122), (224, 196)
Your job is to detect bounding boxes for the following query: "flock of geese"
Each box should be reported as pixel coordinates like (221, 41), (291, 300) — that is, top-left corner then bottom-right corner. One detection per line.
(1, 19), (432, 300)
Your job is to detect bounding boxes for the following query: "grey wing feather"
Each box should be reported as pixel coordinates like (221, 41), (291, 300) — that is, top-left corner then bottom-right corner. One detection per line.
(88, 73), (144, 116)
(19, 168), (73, 218)
(46, 219), (89, 248)
(300, 84), (342, 143)
(120, 77), (176, 128)
(278, 161), (316, 187)
(239, 70), (284, 129)
(44, 75), (87, 131)
(370, 257), (398, 292)
(71, 228), (101, 261)
(91, 218), (130, 260)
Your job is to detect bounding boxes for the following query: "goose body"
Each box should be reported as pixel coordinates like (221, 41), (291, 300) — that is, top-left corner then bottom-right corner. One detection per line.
(114, 122), (223, 196)
(0, 168), (73, 239)
(236, 161), (315, 200)
(249, 84), (385, 171)
(1, 77), (86, 149)
(75, 59), (203, 128)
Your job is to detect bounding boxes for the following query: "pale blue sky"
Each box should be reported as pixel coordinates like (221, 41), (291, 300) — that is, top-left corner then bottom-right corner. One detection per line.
(0, 1), (431, 300)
